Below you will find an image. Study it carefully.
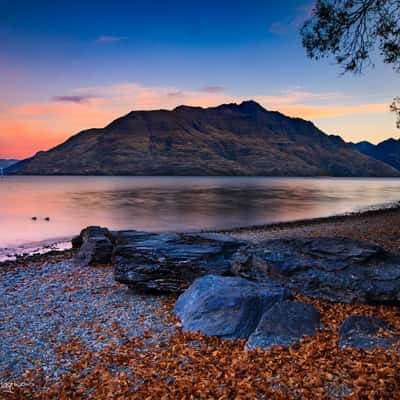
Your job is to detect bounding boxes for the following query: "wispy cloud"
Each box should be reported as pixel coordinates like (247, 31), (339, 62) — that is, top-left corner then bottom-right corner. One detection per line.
(257, 89), (341, 107)
(269, 3), (314, 35)
(269, 102), (388, 120)
(95, 35), (127, 43)
(52, 95), (95, 104)
(167, 91), (185, 98)
(202, 86), (225, 93)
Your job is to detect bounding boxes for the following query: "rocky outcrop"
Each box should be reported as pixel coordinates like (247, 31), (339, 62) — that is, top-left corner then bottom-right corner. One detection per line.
(174, 275), (293, 339)
(339, 316), (400, 350)
(73, 226), (114, 266)
(246, 301), (322, 350)
(113, 232), (245, 293)
(173, 275), (321, 349)
(232, 237), (400, 304)
(71, 225), (400, 353)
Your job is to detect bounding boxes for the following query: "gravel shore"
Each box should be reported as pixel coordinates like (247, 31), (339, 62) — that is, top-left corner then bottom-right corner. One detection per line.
(0, 253), (175, 388)
(1, 206), (400, 399)
(222, 206), (400, 252)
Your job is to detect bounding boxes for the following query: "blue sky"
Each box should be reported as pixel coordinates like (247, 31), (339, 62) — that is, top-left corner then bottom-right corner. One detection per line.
(1, 0), (399, 158)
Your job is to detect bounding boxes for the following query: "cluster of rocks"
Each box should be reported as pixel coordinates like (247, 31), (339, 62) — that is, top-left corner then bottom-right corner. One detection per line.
(232, 237), (400, 304)
(72, 227), (400, 351)
(174, 275), (323, 350)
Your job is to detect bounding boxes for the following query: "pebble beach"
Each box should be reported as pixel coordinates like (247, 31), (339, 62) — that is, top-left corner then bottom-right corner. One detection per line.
(1, 206), (400, 399)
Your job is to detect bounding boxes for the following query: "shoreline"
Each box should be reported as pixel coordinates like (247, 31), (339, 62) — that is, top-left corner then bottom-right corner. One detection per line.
(217, 201), (400, 234)
(221, 203), (400, 253)
(2, 201), (400, 264)
(0, 237), (72, 263)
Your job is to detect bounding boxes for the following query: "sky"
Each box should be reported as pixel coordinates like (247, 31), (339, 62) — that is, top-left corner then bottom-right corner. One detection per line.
(1, 0), (399, 159)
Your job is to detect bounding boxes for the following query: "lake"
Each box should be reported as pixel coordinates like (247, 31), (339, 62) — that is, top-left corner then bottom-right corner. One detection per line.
(1, 176), (400, 255)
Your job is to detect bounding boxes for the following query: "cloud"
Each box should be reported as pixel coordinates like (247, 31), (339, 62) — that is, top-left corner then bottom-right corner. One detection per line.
(257, 89), (341, 107)
(269, 3), (314, 35)
(202, 86), (225, 93)
(167, 91), (185, 98)
(95, 35), (127, 43)
(51, 95), (95, 104)
(72, 83), (231, 110)
(0, 83), (231, 158)
(268, 102), (388, 120)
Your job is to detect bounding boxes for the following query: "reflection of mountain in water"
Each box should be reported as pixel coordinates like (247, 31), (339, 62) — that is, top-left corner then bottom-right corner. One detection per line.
(1, 176), (400, 249)
(63, 178), (394, 231)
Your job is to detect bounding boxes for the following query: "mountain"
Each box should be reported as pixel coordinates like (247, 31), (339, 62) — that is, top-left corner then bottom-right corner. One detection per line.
(5, 153), (43, 174)
(0, 159), (19, 169)
(352, 138), (400, 171)
(9, 101), (400, 176)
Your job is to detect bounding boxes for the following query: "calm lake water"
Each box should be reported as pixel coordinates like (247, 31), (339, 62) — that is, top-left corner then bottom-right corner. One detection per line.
(1, 176), (400, 251)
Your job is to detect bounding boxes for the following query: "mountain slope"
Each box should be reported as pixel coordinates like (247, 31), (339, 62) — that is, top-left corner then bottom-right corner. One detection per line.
(5, 152), (45, 174)
(0, 159), (19, 169)
(352, 138), (400, 171)
(11, 101), (400, 176)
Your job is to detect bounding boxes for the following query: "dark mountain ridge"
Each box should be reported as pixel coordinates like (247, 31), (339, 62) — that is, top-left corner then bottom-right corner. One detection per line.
(352, 138), (400, 171)
(0, 159), (19, 169)
(9, 101), (400, 176)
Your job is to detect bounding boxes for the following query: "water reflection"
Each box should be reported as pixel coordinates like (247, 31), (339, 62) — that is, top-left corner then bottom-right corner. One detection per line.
(0, 176), (399, 248)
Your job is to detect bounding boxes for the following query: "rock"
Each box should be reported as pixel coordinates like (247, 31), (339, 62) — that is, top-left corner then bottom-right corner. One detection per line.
(82, 226), (114, 243)
(182, 232), (243, 245)
(174, 275), (293, 339)
(246, 301), (322, 350)
(339, 315), (400, 350)
(75, 236), (113, 266)
(71, 235), (83, 249)
(72, 226), (113, 249)
(232, 237), (400, 304)
(74, 226), (114, 266)
(113, 232), (245, 293)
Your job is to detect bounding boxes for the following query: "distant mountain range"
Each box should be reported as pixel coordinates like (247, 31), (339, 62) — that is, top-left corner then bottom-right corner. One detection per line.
(352, 138), (400, 171)
(7, 101), (400, 176)
(0, 159), (19, 169)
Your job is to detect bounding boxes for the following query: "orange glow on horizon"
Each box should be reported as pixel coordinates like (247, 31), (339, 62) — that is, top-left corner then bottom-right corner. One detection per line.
(0, 83), (396, 159)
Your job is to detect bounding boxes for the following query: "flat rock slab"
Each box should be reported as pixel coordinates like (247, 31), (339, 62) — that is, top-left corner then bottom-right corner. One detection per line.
(232, 237), (400, 304)
(246, 300), (322, 350)
(174, 275), (293, 339)
(113, 232), (245, 293)
(339, 315), (400, 350)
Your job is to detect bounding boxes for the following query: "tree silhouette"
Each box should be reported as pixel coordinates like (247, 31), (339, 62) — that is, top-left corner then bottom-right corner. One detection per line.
(301, 0), (400, 126)
(390, 97), (400, 127)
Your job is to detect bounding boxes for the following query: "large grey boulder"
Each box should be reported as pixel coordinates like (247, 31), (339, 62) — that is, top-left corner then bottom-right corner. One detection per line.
(339, 315), (400, 350)
(232, 237), (400, 304)
(174, 275), (292, 339)
(113, 232), (245, 293)
(246, 301), (322, 350)
(73, 226), (114, 266)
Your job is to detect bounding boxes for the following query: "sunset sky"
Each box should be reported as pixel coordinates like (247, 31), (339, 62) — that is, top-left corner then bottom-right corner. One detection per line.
(1, 0), (399, 159)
